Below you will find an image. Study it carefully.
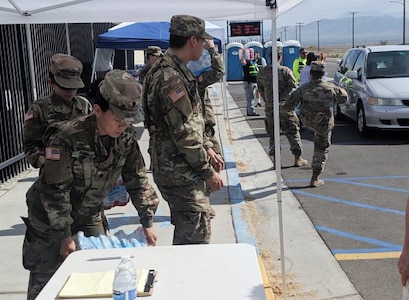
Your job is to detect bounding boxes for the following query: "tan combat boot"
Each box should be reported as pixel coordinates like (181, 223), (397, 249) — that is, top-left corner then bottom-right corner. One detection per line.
(294, 155), (308, 167)
(310, 170), (324, 187)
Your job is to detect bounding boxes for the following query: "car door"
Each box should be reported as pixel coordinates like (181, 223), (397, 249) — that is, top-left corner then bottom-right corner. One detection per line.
(337, 50), (360, 119)
(346, 51), (366, 117)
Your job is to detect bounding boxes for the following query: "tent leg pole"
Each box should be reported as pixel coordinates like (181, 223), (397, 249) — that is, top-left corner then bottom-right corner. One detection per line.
(222, 44), (230, 137)
(271, 7), (287, 300)
(25, 24), (37, 101)
(65, 23), (71, 55)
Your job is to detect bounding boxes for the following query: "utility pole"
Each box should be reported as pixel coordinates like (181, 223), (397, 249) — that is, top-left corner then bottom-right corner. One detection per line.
(296, 22), (304, 44)
(402, 0), (406, 45)
(283, 25), (290, 41)
(316, 20), (321, 51)
(351, 12), (357, 47)
(278, 26), (290, 41)
(391, 0), (406, 44)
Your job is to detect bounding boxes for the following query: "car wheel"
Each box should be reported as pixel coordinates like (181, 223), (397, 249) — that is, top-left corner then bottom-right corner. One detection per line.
(357, 103), (371, 137)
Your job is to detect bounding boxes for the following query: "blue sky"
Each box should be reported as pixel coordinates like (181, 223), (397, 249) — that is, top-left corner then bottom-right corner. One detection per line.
(277, 0), (403, 27)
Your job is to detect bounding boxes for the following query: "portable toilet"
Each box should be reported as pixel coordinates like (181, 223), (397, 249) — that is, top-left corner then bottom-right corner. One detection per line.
(244, 41), (264, 62)
(226, 42), (244, 81)
(263, 41), (283, 65)
(282, 40), (301, 69)
(264, 41), (273, 65)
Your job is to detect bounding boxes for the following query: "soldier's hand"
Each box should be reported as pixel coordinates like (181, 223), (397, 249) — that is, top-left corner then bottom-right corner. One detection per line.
(207, 148), (225, 173)
(206, 172), (224, 192)
(60, 236), (76, 259)
(204, 38), (215, 50)
(143, 227), (157, 246)
(399, 248), (409, 286)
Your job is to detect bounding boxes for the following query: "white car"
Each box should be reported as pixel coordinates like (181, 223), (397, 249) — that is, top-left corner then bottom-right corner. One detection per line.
(334, 45), (409, 137)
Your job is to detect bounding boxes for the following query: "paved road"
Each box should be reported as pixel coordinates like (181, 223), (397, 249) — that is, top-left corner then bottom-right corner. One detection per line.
(227, 71), (409, 300)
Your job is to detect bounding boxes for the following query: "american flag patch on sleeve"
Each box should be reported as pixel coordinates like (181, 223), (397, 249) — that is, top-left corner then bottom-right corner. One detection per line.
(45, 147), (61, 161)
(169, 86), (186, 102)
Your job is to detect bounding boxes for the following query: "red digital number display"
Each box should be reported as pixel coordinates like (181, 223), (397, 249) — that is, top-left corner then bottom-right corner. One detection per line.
(230, 22), (261, 37)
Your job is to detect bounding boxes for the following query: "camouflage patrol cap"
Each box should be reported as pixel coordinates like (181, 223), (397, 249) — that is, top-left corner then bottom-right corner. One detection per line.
(311, 61), (325, 72)
(147, 46), (163, 57)
(99, 69), (142, 124)
(50, 53), (84, 89)
(169, 15), (212, 39)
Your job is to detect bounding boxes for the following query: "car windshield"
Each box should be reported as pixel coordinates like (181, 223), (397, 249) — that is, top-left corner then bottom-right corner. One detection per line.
(366, 51), (409, 79)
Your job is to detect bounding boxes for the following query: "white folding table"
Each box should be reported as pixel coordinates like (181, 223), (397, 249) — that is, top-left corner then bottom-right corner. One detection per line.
(36, 243), (266, 300)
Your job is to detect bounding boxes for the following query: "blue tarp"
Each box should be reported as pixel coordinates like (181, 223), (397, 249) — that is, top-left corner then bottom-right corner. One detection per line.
(96, 21), (222, 51)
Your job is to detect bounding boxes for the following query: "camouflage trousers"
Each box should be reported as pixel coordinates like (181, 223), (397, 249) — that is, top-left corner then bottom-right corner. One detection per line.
(157, 182), (211, 245)
(265, 109), (303, 157)
(22, 216), (105, 300)
(310, 129), (332, 172)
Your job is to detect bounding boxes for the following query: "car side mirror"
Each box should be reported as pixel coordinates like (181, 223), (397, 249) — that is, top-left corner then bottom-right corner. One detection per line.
(346, 70), (358, 79)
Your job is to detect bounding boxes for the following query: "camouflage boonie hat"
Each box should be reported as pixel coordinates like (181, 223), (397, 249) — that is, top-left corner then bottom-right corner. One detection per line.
(50, 53), (84, 89)
(147, 46), (163, 57)
(311, 61), (325, 72)
(99, 69), (142, 124)
(169, 15), (212, 39)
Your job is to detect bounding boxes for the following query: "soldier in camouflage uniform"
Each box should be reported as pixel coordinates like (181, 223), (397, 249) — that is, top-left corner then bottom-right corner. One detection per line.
(282, 61), (348, 187)
(24, 53), (92, 169)
(143, 15), (224, 245)
(257, 47), (308, 168)
(23, 69), (159, 300)
(139, 46), (163, 84)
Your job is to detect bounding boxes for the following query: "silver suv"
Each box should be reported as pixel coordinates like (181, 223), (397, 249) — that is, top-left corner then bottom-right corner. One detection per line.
(334, 45), (409, 137)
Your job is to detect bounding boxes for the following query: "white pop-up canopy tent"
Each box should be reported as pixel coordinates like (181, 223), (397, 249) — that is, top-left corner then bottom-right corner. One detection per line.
(0, 0), (301, 24)
(0, 0), (304, 296)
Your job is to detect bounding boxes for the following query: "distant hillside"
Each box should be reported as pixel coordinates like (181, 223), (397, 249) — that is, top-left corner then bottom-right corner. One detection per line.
(274, 15), (406, 47)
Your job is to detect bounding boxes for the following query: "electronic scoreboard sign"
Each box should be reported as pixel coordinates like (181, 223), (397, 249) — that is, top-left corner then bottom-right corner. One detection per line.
(230, 21), (261, 37)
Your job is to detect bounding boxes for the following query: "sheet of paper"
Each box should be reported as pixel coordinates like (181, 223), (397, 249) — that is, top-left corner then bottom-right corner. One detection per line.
(58, 271), (114, 298)
(58, 269), (155, 298)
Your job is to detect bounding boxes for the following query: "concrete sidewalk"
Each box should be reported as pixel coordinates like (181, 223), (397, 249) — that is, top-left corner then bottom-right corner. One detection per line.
(0, 82), (361, 299)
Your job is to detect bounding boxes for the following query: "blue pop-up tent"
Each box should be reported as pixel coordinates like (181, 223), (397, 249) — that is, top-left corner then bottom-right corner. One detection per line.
(96, 21), (172, 50)
(92, 21), (223, 79)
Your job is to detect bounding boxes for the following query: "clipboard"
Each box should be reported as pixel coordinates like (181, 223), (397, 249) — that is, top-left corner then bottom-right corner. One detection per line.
(57, 269), (157, 298)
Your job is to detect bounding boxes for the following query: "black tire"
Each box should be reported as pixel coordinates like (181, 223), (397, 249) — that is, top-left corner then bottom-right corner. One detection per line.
(356, 103), (372, 137)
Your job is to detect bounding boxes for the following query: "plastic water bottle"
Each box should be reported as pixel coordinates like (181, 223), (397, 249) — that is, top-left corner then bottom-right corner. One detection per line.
(113, 256), (137, 300)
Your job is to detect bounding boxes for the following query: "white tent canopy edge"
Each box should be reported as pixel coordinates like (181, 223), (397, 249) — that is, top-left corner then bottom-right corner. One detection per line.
(0, 0), (302, 24)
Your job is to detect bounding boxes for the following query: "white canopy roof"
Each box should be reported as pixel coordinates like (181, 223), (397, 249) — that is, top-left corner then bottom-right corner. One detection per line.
(0, 0), (303, 24)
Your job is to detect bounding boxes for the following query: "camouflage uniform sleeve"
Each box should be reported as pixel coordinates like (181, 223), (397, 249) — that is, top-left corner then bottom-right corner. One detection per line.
(257, 70), (265, 99)
(282, 87), (302, 111)
(282, 68), (297, 101)
(334, 85), (348, 105)
(197, 47), (225, 90)
(76, 95), (93, 114)
(40, 134), (74, 238)
(23, 103), (46, 168)
(122, 140), (159, 228)
(138, 64), (150, 84)
(162, 72), (215, 180)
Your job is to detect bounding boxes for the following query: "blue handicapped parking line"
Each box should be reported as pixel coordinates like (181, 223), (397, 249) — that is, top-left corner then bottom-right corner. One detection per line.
(287, 175), (409, 258)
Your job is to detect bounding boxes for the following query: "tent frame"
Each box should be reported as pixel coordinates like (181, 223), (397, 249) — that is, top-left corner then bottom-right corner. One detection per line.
(0, 0), (90, 16)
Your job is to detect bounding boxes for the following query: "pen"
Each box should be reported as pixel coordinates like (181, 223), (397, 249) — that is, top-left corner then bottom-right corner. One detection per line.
(87, 255), (135, 261)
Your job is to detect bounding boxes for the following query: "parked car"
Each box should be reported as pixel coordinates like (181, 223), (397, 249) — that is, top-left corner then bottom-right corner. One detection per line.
(333, 45), (409, 137)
